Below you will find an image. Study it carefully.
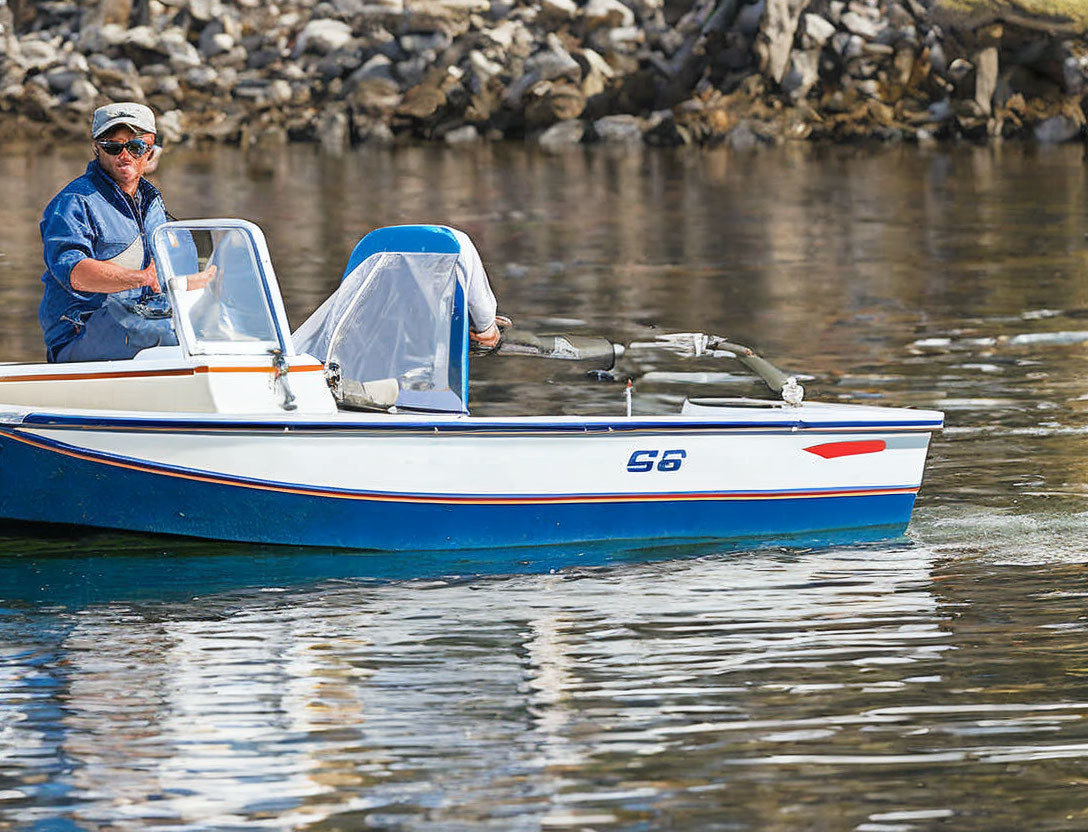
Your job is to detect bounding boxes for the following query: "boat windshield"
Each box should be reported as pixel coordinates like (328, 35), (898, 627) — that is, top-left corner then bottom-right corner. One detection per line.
(152, 221), (288, 356)
(293, 250), (467, 413)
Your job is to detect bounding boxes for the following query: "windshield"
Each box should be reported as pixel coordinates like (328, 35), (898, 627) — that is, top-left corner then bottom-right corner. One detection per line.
(152, 223), (283, 356)
(294, 251), (467, 412)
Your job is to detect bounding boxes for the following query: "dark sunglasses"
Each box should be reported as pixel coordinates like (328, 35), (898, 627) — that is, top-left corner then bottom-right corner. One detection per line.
(96, 138), (152, 158)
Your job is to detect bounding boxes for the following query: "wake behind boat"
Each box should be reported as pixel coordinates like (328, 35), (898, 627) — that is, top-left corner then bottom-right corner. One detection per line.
(0, 220), (942, 551)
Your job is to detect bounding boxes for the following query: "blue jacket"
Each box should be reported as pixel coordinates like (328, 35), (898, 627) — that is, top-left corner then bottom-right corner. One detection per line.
(38, 161), (169, 361)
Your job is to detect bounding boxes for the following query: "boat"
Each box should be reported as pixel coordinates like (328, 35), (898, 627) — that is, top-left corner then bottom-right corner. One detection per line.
(0, 219), (943, 551)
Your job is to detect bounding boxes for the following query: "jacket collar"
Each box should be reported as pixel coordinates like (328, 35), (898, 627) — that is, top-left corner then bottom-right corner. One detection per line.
(85, 159), (162, 208)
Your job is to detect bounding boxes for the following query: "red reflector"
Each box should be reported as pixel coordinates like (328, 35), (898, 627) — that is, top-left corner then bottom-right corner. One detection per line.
(804, 440), (887, 459)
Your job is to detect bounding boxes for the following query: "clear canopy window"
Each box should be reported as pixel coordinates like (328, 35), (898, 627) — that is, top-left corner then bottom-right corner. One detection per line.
(152, 224), (282, 356)
(293, 251), (466, 413)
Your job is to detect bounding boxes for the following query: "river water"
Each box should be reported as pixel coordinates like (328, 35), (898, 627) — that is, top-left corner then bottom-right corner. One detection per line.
(1, 141), (1088, 829)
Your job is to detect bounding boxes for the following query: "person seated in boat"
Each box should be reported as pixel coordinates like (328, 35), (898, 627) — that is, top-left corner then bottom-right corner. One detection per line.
(451, 228), (502, 350)
(36, 102), (214, 363)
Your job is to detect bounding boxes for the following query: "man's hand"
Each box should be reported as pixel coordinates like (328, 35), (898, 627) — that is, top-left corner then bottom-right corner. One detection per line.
(186, 264), (218, 291)
(470, 322), (501, 349)
(140, 261), (160, 293)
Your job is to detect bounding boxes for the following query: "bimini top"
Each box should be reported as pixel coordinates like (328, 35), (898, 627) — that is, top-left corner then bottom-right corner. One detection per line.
(293, 225), (470, 414)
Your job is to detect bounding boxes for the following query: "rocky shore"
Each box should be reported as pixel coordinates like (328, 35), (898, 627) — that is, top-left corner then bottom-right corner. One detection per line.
(2, 0), (1087, 148)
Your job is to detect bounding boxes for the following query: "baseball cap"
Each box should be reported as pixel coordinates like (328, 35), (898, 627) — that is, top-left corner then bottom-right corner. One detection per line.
(91, 102), (157, 139)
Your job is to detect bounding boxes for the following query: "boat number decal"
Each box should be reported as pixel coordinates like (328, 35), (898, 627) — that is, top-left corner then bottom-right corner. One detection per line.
(627, 449), (686, 473)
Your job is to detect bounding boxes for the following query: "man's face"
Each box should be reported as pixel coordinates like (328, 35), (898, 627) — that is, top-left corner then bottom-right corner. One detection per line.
(93, 125), (155, 193)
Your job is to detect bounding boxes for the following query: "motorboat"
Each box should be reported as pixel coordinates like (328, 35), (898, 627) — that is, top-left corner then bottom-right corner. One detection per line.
(0, 220), (943, 551)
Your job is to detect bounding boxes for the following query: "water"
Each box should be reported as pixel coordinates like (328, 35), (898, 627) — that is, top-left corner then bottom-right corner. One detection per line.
(2, 141), (1088, 829)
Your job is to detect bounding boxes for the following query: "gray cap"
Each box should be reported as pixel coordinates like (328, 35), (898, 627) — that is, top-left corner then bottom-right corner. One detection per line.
(91, 102), (156, 139)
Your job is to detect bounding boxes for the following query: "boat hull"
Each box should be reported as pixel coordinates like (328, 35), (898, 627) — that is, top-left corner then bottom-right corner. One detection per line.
(0, 404), (940, 551)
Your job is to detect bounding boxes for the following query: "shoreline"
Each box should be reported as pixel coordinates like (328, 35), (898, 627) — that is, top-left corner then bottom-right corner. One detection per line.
(2, 0), (1087, 149)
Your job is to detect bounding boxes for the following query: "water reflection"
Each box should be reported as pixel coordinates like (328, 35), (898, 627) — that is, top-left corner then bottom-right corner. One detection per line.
(4, 546), (1088, 829)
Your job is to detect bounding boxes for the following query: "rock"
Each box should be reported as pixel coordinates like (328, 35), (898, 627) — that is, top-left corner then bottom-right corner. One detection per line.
(575, 47), (614, 97)
(354, 118), (395, 145)
(159, 29), (202, 71)
(1035, 115), (1081, 143)
(524, 80), (586, 125)
(505, 38), (581, 105)
(802, 13), (836, 48)
(66, 78), (100, 111)
(591, 113), (642, 143)
(468, 50), (504, 87)
(781, 49), (819, 100)
(294, 19), (354, 56)
(974, 46), (998, 116)
(582, 0), (634, 30)
(736, 0), (765, 37)
(44, 68), (81, 94)
(14, 39), (60, 71)
(840, 10), (881, 40)
(540, 0), (577, 20)
(87, 0), (133, 27)
(188, 0), (223, 22)
(537, 118), (584, 151)
(756, 0), (810, 85)
(199, 26), (235, 58)
(444, 124), (479, 143)
(725, 120), (760, 150)
(642, 108), (689, 145)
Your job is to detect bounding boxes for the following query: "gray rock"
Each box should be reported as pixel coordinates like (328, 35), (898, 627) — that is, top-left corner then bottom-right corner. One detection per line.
(505, 39), (581, 104)
(803, 13), (836, 48)
(756, 0), (809, 84)
(781, 49), (819, 100)
(77, 24), (126, 54)
(354, 118), (395, 145)
(1035, 116), (1081, 144)
(66, 78), (100, 111)
(349, 53), (397, 85)
(400, 31), (451, 54)
(199, 24), (235, 58)
(537, 118), (584, 151)
(15, 39), (59, 71)
(444, 124), (479, 144)
(725, 120), (759, 150)
(735, 0), (765, 37)
(184, 65), (219, 89)
(1063, 53), (1087, 96)
(294, 19), (354, 56)
(159, 29), (202, 71)
(188, 0), (223, 22)
(44, 68), (81, 94)
(840, 10), (880, 40)
(592, 113), (642, 143)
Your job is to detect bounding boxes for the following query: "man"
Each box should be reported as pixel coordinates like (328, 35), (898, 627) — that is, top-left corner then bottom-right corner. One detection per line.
(38, 102), (174, 362)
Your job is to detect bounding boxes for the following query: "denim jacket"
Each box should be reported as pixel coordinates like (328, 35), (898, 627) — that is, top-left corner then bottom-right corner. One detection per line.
(38, 160), (169, 361)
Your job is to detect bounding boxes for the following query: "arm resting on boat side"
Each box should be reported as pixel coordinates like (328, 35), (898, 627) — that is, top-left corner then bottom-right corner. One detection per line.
(70, 257), (160, 294)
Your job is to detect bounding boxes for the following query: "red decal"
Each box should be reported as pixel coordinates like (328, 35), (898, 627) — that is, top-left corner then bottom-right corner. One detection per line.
(804, 440), (887, 459)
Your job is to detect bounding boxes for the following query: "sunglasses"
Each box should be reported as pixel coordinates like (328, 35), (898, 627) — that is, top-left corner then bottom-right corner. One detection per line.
(96, 138), (153, 158)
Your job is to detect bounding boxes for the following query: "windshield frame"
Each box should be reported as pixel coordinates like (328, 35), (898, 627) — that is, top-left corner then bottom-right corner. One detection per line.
(150, 219), (294, 359)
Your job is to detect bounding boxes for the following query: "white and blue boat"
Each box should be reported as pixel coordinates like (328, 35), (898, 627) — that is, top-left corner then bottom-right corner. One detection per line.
(0, 219), (943, 551)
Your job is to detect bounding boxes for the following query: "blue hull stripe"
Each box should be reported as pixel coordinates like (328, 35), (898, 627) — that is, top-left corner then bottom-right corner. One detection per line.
(1, 429), (920, 505)
(0, 431), (919, 550)
(17, 412), (943, 435)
